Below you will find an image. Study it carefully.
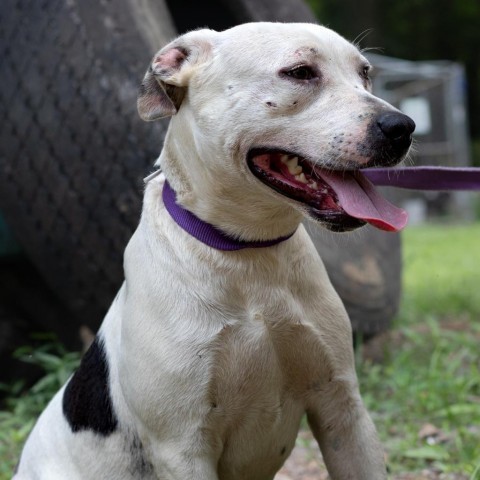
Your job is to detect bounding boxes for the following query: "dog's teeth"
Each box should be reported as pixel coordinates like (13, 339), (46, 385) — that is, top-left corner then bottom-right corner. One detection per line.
(309, 181), (318, 190)
(280, 155), (289, 164)
(286, 157), (302, 175)
(286, 157), (298, 168)
(295, 173), (308, 184)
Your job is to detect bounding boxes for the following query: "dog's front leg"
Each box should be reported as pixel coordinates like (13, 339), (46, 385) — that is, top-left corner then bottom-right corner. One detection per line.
(306, 378), (387, 479)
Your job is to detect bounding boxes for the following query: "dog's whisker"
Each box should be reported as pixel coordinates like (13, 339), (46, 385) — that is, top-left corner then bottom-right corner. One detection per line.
(352, 28), (375, 49)
(360, 46), (385, 54)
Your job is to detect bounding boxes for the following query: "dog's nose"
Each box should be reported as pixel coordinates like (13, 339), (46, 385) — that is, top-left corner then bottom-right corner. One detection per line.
(376, 112), (416, 151)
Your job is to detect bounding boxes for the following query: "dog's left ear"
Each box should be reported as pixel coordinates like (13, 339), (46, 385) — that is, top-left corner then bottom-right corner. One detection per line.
(138, 30), (215, 122)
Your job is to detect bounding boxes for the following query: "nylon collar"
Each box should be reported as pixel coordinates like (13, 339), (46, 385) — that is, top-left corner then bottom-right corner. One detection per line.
(162, 180), (295, 251)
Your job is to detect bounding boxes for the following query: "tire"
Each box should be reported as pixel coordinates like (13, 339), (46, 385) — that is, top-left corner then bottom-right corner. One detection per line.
(0, 0), (173, 334)
(307, 225), (402, 338)
(0, 0), (400, 340)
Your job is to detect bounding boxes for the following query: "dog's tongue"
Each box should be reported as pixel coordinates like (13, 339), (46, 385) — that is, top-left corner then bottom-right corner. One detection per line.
(317, 170), (408, 232)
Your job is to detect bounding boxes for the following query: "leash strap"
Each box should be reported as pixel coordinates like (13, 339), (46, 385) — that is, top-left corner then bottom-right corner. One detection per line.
(363, 167), (480, 191)
(162, 180), (295, 251)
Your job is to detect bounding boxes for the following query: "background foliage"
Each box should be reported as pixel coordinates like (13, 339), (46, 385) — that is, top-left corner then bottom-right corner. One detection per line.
(359, 223), (480, 476)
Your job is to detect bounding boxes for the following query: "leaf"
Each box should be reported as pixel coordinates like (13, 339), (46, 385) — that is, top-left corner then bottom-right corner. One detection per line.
(402, 446), (449, 461)
(436, 403), (480, 417)
(418, 423), (440, 439)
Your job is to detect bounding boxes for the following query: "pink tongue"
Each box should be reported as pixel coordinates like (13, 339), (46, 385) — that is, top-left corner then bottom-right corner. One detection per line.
(317, 170), (408, 232)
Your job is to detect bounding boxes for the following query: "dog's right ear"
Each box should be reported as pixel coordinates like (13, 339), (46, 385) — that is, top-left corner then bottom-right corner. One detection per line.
(137, 30), (215, 122)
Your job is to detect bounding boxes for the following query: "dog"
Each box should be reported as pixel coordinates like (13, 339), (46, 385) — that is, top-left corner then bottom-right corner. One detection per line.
(15, 22), (414, 479)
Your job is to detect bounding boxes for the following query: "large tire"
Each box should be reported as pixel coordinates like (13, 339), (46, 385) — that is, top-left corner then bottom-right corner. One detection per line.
(307, 225), (402, 338)
(0, 0), (174, 337)
(0, 0), (400, 344)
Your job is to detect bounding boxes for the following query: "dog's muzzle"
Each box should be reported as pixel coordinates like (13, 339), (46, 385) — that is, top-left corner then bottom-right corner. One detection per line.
(247, 110), (415, 233)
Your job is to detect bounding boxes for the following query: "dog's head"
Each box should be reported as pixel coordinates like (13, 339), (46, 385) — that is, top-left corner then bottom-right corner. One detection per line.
(138, 23), (414, 237)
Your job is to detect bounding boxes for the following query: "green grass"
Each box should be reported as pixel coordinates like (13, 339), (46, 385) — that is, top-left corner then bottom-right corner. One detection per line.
(400, 223), (480, 321)
(1, 223), (479, 478)
(0, 338), (80, 478)
(359, 318), (480, 476)
(358, 222), (480, 476)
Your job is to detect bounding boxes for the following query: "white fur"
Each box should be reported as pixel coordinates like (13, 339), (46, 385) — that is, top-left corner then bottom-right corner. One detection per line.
(15, 22), (391, 479)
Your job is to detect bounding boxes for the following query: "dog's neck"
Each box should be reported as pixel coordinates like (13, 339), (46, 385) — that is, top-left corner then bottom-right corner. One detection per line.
(162, 180), (295, 250)
(156, 119), (304, 241)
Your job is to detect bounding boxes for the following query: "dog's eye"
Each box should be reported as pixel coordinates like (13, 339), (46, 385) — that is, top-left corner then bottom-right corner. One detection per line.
(283, 66), (317, 81)
(360, 65), (371, 81)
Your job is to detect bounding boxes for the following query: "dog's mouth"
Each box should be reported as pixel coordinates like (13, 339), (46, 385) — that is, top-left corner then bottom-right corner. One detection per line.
(247, 148), (408, 232)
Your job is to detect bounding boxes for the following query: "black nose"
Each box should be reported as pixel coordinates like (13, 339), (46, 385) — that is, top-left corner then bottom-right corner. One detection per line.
(376, 112), (416, 150)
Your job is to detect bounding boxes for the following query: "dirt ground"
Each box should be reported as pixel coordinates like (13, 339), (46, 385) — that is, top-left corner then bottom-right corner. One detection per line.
(274, 429), (469, 480)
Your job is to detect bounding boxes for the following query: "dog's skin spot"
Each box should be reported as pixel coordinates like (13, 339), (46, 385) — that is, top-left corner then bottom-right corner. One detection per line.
(129, 435), (154, 476)
(294, 46), (318, 58)
(266, 101), (277, 108)
(331, 436), (342, 451)
(62, 337), (118, 436)
(363, 95), (378, 106)
(280, 446), (287, 456)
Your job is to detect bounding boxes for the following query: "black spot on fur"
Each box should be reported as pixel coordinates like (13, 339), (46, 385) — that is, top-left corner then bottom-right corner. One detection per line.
(63, 337), (118, 436)
(280, 446), (287, 456)
(129, 436), (154, 477)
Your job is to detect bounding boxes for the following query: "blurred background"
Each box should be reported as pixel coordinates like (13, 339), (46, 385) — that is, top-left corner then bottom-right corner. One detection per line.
(0, 0), (479, 478)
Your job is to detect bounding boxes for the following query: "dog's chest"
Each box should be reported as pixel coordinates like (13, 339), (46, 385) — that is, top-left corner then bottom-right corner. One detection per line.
(198, 291), (329, 479)
(208, 294), (327, 397)
(121, 228), (339, 478)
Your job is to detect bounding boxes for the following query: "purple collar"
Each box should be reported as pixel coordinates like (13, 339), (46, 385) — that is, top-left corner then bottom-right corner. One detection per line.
(162, 180), (295, 251)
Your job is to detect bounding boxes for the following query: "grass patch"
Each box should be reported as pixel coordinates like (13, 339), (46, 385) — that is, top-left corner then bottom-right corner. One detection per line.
(399, 223), (480, 321)
(0, 339), (80, 478)
(359, 318), (480, 475)
(358, 222), (480, 476)
(1, 223), (479, 478)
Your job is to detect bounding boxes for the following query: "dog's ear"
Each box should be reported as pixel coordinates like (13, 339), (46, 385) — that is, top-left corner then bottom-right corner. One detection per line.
(137, 47), (187, 121)
(137, 30), (215, 122)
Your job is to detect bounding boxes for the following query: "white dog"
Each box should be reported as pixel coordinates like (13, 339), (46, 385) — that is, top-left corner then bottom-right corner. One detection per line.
(15, 22), (414, 480)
